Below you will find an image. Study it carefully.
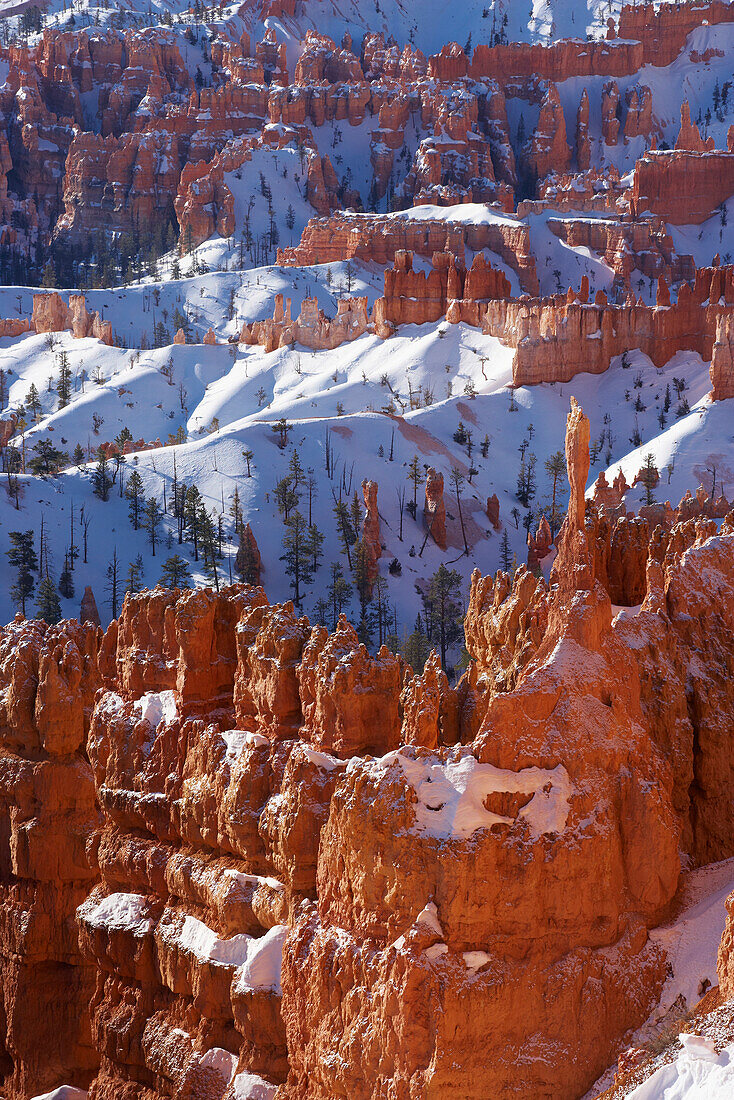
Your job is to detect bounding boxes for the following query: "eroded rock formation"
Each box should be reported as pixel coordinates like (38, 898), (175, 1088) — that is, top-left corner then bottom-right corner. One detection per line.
(4, 402), (734, 1097)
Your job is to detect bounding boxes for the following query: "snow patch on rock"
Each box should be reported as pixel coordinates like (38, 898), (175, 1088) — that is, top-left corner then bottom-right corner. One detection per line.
(230, 1071), (278, 1100)
(133, 689), (179, 731)
(626, 1041), (734, 1099)
(388, 751), (572, 839)
(231, 925), (287, 995)
(81, 892), (155, 935)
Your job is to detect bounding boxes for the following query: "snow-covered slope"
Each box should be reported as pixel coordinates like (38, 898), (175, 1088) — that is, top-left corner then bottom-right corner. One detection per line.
(586, 859), (734, 1099)
(0, 264), (722, 652)
(241, 0), (634, 55)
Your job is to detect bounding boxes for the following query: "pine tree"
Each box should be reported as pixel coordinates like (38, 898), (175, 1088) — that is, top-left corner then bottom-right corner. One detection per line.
(421, 565), (463, 668)
(544, 450), (567, 538)
(272, 417), (292, 448)
(350, 491), (362, 539)
(516, 453), (537, 507)
(306, 523), (324, 573)
(106, 549), (121, 618)
(126, 470), (144, 529)
(92, 448), (113, 501)
(229, 487), (243, 533)
(353, 538), (372, 622)
(372, 574), (392, 647)
(58, 553), (74, 599)
(26, 382), (41, 421)
(288, 448), (305, 498)
(56, 350), (72, 408)
(72, 443), (85, 466)
(199, 505), (220, 590)
(500, 528), (512, 572)
(36, 572), (62, 624)
(356, 610), (373, 648)
(242, 449), (254, 477)
(333, 499), (355, 568)
(124, 555), (145, 596)
(235, 524), (259, 584)
(143, 496), (163, 557)
(402, 616), (430, 673)
(450, 466), (469, 556)
(275, 474), (297, 520)
(326, 561), (352, 629)
(160, 554), (191, 588)
(313, 596), (329, 625)
(639, 452), (658, 506)
(407, 454), (423, 511)
(280, 510), (313, 606)
(184, 485), (203, 558)
(7, 530), (37, 615)
(29, 438), (68, 475)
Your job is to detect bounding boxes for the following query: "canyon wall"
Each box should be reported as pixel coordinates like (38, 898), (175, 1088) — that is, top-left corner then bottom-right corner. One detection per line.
(3, 406), (734, 1098)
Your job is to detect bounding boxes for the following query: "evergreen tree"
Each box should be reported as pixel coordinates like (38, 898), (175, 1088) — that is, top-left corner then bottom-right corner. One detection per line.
(516, 453), (537, 507)
(280, 510), (313, 606)
(56, 351), (72, 408)
(639, 452), (658, 506)
(356, 610), (373, 649)
(275, 474), (297, 520)
(313, 596), (329, 625)
(544, 450), (567, 538)
(184, 485), (203, 558)
(29, 438), (68, 475)
(326, 561), (352, 630)
(353, 537), (372, 622)
(7, 530), (37, 615)
(72, 443), (85, 466)
(124, 555), (145, 596)
(26, 382), (42, 421)
(288, 448), (305, 497)
(198, 505), (220, 590)
(422, 565), (463, 667)
(332, 499), (355, 568)
(372, 574), (392, 647)
(115, 427), (134, 450)
(106, 549), (121, 618)
(235, 524), (259, 584)
(160, 554), (192, 588)
(92, 448), (113, 501)
(450, 466), (469, 556)
(126, 470), (144, 529)
(36, 571), (62, 624)
(143, 496), (163, 556)
(499, 528), (512, 572)
(402, 616), (430, 673)
(350, 491), (362, 539)
(407, 454), (423, 511)
(58, 553), (74, 599)
(307, 523), (324, 573)
(229, 486), (243, 532)
(271, 417), (292, 448)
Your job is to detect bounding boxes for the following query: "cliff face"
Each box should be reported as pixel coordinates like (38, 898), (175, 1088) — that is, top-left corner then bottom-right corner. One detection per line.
(0, 616), (101, 1099)
(3, 403), (734, 1099)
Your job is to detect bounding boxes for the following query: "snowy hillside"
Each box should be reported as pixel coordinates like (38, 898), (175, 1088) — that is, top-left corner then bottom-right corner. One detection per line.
(0, 270), (723, 652)
(0, 0), (732, 668)
(241, 0), (635, 54)
(585, 860), (734, 1099)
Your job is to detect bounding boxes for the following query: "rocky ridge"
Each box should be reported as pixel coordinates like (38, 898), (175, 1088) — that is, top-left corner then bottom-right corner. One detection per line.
(3, 402), (734, 1098)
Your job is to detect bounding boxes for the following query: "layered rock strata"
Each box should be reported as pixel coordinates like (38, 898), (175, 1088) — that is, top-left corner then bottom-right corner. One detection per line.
(3, 403), (734, 1097)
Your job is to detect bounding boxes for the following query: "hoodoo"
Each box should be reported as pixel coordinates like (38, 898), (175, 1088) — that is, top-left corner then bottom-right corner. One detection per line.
(1, 1), (734, 1097)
